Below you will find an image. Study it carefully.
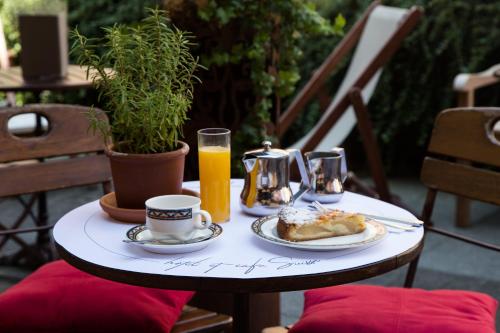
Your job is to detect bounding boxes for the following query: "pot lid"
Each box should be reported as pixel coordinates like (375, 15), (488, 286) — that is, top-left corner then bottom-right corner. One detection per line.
(243, 141), (289, 159)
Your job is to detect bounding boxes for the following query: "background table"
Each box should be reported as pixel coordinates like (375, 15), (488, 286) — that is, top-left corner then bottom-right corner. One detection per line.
(54, 180), (424, 333)
(0, 65), (93, 92)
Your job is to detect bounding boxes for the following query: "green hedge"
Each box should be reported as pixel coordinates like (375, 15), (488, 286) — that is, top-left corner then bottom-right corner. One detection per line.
(68, 0), (158, 40)
(284, 0), (500, 175)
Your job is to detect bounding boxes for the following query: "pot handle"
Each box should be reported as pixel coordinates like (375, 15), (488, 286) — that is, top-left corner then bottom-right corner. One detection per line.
(331, 147), (348, 183)
(287, 148), (310, 202)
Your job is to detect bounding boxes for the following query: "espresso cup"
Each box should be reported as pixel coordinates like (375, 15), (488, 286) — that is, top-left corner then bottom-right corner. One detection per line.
(145, 195), (212, 240)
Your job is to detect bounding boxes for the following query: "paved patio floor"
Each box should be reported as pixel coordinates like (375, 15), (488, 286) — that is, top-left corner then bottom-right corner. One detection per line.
(1, 179), (499, 330)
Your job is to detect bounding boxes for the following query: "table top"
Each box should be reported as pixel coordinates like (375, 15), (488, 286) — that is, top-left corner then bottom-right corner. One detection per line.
(0, 65), (93, 92)
(54, 179), (424, 293)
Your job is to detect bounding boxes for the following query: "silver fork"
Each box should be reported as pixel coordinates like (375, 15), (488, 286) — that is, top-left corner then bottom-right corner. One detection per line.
(310, 201), (421, 231)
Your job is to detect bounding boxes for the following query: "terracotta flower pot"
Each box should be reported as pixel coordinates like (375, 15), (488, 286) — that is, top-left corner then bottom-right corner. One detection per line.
(105, 141), (189, 209)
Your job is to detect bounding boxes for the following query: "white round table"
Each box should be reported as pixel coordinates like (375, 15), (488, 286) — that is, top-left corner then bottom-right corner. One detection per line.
(54, 179), (424, 333)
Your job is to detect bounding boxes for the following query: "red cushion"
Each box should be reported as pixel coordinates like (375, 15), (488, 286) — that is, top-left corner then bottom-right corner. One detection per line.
(289, 285), (497, 333)
(0, 260), (194, 333)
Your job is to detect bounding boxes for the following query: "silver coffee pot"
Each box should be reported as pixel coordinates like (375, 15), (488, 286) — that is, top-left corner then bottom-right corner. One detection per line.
(240, 141), (310, 216)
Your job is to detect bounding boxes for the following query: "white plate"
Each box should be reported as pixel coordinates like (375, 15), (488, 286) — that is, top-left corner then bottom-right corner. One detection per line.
(125, 224), (222, 254)
(251, 216), (387, 251)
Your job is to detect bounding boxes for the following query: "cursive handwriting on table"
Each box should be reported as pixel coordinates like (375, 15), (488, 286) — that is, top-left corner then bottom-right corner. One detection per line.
(163, 256), (321, 275)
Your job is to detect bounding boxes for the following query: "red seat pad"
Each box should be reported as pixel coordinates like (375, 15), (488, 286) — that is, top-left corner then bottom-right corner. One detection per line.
(0, 260), (194, 333)
(289, 285), (497, 333)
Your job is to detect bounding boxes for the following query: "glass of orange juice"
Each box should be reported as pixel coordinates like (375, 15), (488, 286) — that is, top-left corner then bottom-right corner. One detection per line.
(197, 128), (231, 223)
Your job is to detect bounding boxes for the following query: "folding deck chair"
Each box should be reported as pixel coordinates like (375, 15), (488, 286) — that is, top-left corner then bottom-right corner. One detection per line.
(278, 1), (422, 207)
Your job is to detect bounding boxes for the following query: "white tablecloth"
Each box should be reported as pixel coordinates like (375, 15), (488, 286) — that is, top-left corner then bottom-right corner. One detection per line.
(53, 179), (423, 279)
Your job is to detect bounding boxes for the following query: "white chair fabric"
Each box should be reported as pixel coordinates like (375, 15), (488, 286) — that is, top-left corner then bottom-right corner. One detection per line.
(291, 6), (409, 151)
(0, 18), (9, 70)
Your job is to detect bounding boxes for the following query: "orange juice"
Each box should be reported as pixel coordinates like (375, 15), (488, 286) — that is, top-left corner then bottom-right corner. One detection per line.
(198, 146), (231, 222)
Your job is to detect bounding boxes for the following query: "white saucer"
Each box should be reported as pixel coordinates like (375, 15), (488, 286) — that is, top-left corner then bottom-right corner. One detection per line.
(251, 216), (387, 251)
(125, 224), (223, 254)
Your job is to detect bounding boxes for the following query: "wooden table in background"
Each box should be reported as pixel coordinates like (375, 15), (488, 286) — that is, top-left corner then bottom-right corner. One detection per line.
(0, 65), (93, 92)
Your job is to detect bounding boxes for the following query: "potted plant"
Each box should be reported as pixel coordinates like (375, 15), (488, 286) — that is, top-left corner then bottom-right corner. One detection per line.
(72, 8), (200, 209)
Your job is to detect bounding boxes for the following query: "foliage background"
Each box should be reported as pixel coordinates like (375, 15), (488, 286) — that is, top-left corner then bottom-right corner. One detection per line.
(1, 0), (500, 176)
(163, 0), (344, 177)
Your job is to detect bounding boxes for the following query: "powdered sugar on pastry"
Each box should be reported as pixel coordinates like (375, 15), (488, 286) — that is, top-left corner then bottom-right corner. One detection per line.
(278, 207), (318, 225)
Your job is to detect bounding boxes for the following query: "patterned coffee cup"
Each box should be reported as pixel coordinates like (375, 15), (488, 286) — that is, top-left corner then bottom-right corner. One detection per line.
(145, 195), (212, 240)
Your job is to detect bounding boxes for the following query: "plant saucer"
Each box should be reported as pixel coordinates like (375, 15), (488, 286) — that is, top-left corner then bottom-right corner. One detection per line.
(99, 188), (199, 223)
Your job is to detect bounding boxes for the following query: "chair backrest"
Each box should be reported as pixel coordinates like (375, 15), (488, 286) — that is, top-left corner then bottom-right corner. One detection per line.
(0, 104), (111, 197)
(284, 3), (421, 151)
(421, 108), (500, 206)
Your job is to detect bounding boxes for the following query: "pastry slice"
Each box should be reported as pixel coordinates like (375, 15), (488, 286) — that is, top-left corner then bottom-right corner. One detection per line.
(277, 207), (366, 242)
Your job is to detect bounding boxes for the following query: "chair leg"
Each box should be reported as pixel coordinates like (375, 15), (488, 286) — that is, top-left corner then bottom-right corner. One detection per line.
(455, 196), (470, 227)
(404, 189), (436, 288)
(404, 255), (420, 288)
(349, 88), (392, 203)
(102, 180), (112, 195)
(454, 93), (473, 228)
(36, 192), (49, 244)
(36, 192), (53, 262)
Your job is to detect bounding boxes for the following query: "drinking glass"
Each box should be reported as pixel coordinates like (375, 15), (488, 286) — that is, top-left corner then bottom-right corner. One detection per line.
(197, 128), (231, 223)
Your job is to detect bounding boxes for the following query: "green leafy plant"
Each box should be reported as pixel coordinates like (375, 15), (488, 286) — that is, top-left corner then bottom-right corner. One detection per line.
(67, 0), (158, 46)
(196, 1), (345, 147)
(71, 8), (200, 154)
(164, 0), (344, 176)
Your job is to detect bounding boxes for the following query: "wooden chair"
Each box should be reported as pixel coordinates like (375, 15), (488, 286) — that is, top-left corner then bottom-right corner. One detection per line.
(278, 1), (422, 206)
(0, 104), (112, 266)
(263, 107), (500, 333)
(404, 107), (500, 286)
(452, 64), (500, 227)
(0, 104), (232, 333)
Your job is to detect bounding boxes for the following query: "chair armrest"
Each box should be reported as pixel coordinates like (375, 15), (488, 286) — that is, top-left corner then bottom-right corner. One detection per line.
(453, 63), (500, 92)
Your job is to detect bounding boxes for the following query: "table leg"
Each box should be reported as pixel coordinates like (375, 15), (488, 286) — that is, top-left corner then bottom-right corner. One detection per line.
(234, 293), (251, 333)
(190, 291), (280, 333)
(232, 292), (280, 333)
